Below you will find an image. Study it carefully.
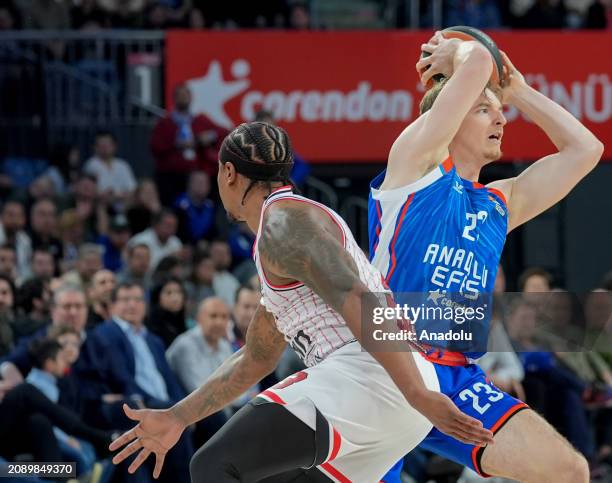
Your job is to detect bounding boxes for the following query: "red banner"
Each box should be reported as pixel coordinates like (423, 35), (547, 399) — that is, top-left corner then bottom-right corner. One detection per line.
(166, 31), (611, 163)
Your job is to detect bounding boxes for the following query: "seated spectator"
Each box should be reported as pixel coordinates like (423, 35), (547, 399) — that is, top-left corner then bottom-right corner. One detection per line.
(86, 269), (116, 329)
(166, 296), (231, 393)
(97, 214), (131, 273)
(85, 282), (192, 481)
(445, 0), (502, 29)
(0, 1), (20, 31)
(128, 209), (182, 271)
(84, 131), (137, 207)
(0, 383), (111, 468)
(45, 143), (82, 196)
(31, 249), (56, 280)
(0, 200), (32, 279)
(86, 282), (184, 407)
(71, 0), (109, 29)
(479, 299), (526, 401)
(20, 0), (70, 29)
(0, 245), (17, 281)
(25, 338), (99, 478)
(184, 250), (215, 317)
(520, 0), (567, 28)
(126, 178), (162, 236)
(146, 276), (187, 347)
(289, 3), (310, 29)
(66, 174), (101, 242)
(507, 298), (597, 461)
(166, 297), (232, 444)
(230, 285), (259, 350)
(0, 275), (15, 357)
(227, 223), (257, 283)
(151, 83), (229, 204)
(0, 284), (88, 394)
(210, 240), (240, 307)
(117, 243), (151, 291)
(58, 208), (86, 273)
(585, 0), (612, 28)
(174, 171), (220, 245)
(62, 243), (103, 291)
(13, 277), (51, 340)
(28, 198), (63, 265)
(99, 0), (145, 28)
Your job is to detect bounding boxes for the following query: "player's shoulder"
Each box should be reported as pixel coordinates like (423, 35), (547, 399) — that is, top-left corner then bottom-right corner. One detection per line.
(486, 178), (514, 206)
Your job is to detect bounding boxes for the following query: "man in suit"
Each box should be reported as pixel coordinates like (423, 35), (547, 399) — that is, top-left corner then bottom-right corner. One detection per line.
(86, 281), (193, 482)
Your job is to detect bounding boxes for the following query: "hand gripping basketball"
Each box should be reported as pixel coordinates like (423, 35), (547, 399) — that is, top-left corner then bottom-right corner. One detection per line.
(418, 26), (505, 89)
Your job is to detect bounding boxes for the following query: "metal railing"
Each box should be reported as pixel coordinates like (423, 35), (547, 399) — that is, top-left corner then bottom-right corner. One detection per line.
(303, 176), (339, 211)
(0, 31), (165, 171)
(340, 195), (369, 250)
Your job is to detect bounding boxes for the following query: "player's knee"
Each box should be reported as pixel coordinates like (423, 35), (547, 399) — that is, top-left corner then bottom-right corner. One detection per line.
(190, 440), (238, 482)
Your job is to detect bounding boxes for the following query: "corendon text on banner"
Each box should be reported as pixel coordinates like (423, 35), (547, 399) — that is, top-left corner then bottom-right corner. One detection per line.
(166, 31), (612, 163)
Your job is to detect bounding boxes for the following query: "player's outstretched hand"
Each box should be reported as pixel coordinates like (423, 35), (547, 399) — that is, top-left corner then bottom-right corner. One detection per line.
(415, 32), (461, 87)
(413, 390), (494, 447)
(109, 404), (186, 478)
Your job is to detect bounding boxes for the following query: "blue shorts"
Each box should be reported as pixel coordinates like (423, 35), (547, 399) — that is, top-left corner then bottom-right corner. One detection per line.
(382, 362), (528, 481)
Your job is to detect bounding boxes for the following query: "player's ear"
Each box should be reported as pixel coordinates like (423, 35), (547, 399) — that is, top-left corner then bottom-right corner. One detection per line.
(222, 161), (238, 185)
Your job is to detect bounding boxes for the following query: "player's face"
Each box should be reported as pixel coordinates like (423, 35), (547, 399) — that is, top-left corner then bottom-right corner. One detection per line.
(453, 89), (506, 165)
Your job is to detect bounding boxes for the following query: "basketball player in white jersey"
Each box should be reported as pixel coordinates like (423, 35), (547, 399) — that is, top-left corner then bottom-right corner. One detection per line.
(109, 122), (494, 482)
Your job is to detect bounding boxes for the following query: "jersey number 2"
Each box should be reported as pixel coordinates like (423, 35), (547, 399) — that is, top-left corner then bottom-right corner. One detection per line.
(459, 382), (503, 415)
(462, 211), (488, 241)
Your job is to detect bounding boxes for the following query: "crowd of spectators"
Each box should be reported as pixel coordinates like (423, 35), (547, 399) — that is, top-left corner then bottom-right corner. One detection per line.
(0, 0), (611, 32)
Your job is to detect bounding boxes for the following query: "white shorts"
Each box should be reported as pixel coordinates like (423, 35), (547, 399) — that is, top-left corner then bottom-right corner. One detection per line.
(257, 342), (440, 483)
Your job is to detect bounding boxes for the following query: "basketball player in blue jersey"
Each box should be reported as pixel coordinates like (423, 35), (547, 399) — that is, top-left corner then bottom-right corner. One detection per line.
(371, 33), (604, 482)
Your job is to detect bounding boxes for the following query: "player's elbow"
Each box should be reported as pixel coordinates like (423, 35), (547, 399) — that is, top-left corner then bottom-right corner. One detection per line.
(581, 138), (604, 170)
(566, 137), (604, 172)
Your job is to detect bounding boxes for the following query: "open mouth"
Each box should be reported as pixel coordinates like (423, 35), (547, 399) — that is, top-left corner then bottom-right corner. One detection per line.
(488, 133), (502, 143)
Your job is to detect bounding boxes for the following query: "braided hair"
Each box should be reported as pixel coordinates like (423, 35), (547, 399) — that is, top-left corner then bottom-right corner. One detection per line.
(219, 122), (296, 204)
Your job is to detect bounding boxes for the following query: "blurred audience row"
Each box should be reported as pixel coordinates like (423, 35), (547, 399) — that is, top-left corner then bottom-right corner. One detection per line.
(0, 0), (611, 32)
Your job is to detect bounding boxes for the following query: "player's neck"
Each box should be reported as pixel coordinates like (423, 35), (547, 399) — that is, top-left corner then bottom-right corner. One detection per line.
(449, 150), (482, 182)
(244, 191), (267, 234)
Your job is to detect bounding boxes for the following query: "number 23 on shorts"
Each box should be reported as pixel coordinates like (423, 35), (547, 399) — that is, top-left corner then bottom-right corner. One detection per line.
(459, 382), (503, 415)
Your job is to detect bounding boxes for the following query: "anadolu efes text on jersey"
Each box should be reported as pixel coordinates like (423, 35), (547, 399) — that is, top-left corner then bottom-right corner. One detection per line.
(368, 158), (507, 301)
(368, 158), (506, 358)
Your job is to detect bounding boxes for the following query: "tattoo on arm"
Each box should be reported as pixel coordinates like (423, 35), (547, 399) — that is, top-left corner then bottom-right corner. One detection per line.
(258, 205), (363, 313)
(171, 305), (285, 426)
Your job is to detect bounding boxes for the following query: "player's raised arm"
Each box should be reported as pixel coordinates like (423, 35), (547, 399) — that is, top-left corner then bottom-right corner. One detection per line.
(488, 52), (604, 232)
(258, 203), (494, 446)
(108, 304), (286, 477)
(385, 34), (493, 187)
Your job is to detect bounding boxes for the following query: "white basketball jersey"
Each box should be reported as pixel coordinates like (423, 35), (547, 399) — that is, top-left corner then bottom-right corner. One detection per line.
(253, 186), (389, 367)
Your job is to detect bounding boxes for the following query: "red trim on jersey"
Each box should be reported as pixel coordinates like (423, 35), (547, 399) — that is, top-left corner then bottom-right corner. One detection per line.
(441, 156), (454, 173)
(385, 194), (415, 283)
(487, 188), (508, 206)
(470, 402), (529, 477)
(420, 349), (468, 366)
(257, 195), (347, 291)
(260, 390), (286, 405)
(373, 200), (383, 253)
(328, 428), (341, 462)
(271, 185), (293, 194)
(320, 462), (352, 483)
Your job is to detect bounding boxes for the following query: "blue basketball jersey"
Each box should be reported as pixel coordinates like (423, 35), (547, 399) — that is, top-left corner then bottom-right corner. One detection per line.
(368, 158), (508, 357)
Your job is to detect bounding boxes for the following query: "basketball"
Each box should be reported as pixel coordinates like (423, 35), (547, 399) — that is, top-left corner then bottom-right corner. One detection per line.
(421, 25), (505, 88)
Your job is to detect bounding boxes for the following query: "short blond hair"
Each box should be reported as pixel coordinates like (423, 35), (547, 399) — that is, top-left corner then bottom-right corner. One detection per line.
(419, 78), (502, 115)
